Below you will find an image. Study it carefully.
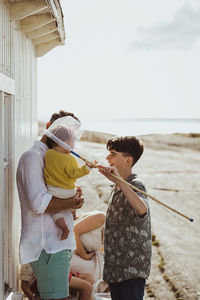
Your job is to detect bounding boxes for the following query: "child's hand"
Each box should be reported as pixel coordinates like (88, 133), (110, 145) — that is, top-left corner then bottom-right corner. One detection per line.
(86, 160), (98, 169)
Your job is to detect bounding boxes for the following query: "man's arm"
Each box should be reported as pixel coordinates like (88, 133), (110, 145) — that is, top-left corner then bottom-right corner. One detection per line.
(17, 151), (52, 214)
(45, 187), (84, 213)
(17, 151), (84, 214)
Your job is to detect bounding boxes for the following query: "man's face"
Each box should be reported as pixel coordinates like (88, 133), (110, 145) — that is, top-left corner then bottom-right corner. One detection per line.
(106, 150), (128, 170)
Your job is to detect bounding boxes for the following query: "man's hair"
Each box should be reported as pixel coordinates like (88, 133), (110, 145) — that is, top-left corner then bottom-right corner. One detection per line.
(107, 136), (144, 166)
(50, 110), (80, 123)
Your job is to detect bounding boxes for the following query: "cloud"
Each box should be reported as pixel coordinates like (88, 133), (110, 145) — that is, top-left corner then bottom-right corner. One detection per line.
(131, 2), (200, 51)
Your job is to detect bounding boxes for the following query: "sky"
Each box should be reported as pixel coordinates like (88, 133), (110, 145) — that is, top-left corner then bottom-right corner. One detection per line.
(37, 0), (200, 122)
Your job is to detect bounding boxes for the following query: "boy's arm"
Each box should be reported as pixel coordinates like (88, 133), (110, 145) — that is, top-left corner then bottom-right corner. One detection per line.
(116, 180), (147, 216)
(99, 166), (147, 216)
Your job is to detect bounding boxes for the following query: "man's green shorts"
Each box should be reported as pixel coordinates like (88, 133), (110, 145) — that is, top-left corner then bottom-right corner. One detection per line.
(30, 249), (73, 299)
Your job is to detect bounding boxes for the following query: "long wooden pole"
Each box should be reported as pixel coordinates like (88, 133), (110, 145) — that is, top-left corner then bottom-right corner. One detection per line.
(71, 151), (194, 222)
(110, 173), (194, 222)
(45, 129), (194, 222)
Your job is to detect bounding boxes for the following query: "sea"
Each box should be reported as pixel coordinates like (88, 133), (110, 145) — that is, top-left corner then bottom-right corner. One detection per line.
(81, 118), (200, 136)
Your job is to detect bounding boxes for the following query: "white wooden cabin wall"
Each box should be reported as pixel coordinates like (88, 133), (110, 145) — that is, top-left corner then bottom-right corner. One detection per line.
(0, 0), (38, 297)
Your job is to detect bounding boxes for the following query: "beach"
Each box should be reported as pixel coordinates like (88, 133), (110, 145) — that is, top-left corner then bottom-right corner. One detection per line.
(75, 132), (200, 300)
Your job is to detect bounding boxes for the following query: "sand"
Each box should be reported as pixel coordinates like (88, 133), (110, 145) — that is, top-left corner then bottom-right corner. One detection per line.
(75, 132), (200, 300)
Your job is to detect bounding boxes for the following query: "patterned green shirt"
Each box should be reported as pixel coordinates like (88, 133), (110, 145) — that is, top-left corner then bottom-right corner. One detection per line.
(103, 174), (152, 283)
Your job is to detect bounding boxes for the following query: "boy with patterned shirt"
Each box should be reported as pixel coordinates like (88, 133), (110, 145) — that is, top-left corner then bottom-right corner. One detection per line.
(99, 136), (152, 300)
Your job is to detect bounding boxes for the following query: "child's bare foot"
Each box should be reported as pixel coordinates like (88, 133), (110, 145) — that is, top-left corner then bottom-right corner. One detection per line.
(60, 227), (70, 240)
(55, 217), (70, 240)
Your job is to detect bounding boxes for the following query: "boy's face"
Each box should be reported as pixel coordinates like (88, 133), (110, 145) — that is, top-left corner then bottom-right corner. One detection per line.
(106, 150), (130, 170)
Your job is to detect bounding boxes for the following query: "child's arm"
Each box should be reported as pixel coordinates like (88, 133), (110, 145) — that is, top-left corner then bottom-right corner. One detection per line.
(65, 157), (91, 179)
(74, 213), (105, 260)
(99, 166), (147, 216)
(74, 232), (95, 260)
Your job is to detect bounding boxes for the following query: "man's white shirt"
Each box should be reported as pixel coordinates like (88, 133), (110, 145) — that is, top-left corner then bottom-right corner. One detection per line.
(16, 141), (76, 264)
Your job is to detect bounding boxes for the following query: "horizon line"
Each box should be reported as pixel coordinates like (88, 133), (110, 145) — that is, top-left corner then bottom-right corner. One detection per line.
(38, 117), (200, 123)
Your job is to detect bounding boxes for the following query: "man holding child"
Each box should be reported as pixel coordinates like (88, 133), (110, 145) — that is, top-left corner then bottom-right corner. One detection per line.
(17, 111), (84, 300)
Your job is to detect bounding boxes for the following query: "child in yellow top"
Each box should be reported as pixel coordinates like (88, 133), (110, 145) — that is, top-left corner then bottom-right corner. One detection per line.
(44, 125), (92, 240)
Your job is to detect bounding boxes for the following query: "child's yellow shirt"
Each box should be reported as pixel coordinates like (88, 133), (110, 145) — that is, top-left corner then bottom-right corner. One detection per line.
(44, 149), (90, 189)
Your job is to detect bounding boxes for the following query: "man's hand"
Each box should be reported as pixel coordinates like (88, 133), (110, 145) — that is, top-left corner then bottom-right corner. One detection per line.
(45, 187), (84, 213)
(72, 187), (84, 209)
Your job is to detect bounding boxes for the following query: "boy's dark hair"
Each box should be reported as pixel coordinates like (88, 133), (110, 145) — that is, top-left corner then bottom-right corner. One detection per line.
(50, 110), (80, 123)
(107, 136), (144, 166)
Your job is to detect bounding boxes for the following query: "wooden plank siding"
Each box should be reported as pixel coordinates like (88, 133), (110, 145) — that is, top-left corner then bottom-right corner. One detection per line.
(0, 2), (37, 298)
(0, 0), (13, 77)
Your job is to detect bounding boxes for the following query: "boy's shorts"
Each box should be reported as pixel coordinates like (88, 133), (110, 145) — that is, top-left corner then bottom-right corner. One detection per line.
(30, 249), (72, 299)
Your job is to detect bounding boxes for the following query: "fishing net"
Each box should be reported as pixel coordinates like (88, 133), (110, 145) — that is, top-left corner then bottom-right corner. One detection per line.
(44, 116), (82, 151)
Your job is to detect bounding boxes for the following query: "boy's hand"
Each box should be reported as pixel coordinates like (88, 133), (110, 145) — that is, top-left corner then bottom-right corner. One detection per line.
(98, 165), (121, 183)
